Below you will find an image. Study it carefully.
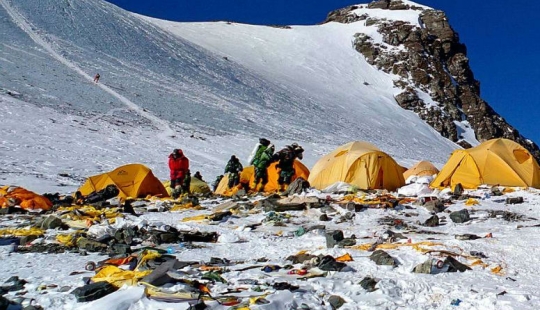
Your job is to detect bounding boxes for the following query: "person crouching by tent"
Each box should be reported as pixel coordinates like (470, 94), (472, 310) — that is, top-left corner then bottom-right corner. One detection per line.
(224, 155), (243, 189)
(212, 175), (224, 192)
(169, 149), (189, 198)
(250, 138), (275, 192)
(275, 143), (304, 192)
(193, 171), (204, 182)
(181, 170), (191, 195)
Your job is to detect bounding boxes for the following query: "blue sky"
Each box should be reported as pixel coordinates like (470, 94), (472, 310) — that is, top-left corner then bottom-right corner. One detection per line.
(106, 0), (540, 144)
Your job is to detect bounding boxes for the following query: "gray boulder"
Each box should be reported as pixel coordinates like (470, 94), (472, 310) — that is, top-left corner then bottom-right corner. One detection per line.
(360, 276), (378, 292)
(450, 209), (470, 223)
(369, 250), (397, 266)
(325, 230), (344, 248)
(423, 199), (446, 213)
(328, 295), (346, 309)
(424, 215), (439, 227)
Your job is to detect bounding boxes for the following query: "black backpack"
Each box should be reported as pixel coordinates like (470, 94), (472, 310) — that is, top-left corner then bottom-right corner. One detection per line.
(85, 184), (120, 203)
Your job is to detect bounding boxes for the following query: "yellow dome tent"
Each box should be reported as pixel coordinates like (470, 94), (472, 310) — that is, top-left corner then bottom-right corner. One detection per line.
(78, 164), (169, 199)
(431, 138), (540, 189)
(215, 160), (310, 195)
(403, 160), (439, 180)
(308, 141), (405, 191)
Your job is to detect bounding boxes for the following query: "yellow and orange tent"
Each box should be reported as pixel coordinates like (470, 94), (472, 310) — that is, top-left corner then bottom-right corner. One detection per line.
(215, 160), (310, 196)
(78, 164), (169, 199)
(431, 138), (540, 189)
(308, 141), (405, 191)
(0, 186), (52, 211)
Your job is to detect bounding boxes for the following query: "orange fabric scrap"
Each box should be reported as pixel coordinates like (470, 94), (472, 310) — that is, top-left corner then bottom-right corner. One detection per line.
(335, 253), (354, 262)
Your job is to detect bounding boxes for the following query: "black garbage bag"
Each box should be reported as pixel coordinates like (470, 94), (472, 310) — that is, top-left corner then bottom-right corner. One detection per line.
(71, 282), (117, 302)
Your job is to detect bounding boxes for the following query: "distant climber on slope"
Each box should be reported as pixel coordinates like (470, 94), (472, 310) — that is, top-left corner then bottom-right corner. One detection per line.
(93, 73), (100, 83)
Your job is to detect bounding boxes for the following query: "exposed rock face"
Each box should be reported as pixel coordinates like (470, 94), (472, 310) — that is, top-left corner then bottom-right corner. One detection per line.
(324, 1), (540, 160)
(324, 5), (368, 24)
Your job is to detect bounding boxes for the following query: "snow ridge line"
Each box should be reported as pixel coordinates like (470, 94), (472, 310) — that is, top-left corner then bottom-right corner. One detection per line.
(0, 0), (177, 144)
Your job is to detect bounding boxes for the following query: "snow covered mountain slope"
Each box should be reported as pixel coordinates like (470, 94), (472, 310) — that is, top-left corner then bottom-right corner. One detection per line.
(144, 16), (462, 155)
(0, 0), (458, 193)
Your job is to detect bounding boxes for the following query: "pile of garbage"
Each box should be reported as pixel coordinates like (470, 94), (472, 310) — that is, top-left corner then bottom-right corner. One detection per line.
(0, 182), (536, 308)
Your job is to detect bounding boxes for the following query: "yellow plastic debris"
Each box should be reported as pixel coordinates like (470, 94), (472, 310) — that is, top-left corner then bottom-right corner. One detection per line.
(170, 202), (202, 212)
(57, 205), (122, 223)
(0, 227), (44, 237)
(92, 265), (152, 288)
(135, 250), (162, 270)
(491, 265), (504, 275)
(342, 194), (356, 201)
(144, 284), (199, 300)
(56, 232), (82, 247)
(470, 259), (489, 268)
(465, 198), (479, 206)
(250, 295), (269, 305)
(335, 253), (354, 262)
(352, 241), (443, 253)
(181, 214), (208, 222)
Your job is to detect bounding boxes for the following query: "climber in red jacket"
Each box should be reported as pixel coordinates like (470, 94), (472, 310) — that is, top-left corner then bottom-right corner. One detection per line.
(169, 149), (189, 196)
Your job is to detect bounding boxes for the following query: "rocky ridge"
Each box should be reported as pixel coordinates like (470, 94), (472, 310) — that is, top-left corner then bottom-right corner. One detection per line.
(325, 0), (540, 158)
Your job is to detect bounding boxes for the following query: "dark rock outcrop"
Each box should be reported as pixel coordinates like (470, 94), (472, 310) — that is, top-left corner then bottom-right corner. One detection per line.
(324, 5), (368, 24)
(324, 1), (540, 160)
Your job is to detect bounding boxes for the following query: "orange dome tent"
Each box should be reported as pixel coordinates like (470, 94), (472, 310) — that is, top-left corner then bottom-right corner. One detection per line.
(215, 160), (310, 196)
(78, 164), (169, 199)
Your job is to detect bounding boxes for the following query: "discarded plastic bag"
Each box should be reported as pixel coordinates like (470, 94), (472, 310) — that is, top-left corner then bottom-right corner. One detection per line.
(465, 198), (479, 206)
(353, 241), (443, 253)
(92, 266), (152, 288)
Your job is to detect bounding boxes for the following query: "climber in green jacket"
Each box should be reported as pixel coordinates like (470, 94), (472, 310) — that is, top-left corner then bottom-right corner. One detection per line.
(250, 138), (275, 192)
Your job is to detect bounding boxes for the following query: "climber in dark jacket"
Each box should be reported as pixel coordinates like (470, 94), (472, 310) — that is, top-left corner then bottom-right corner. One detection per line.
(274, 143), (304, 191)
(212, 175), (224, 192)
(224, 155), (243, 189)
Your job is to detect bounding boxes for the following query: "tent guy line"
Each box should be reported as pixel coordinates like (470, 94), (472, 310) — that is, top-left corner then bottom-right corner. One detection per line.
(0, 0), (220, 162)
